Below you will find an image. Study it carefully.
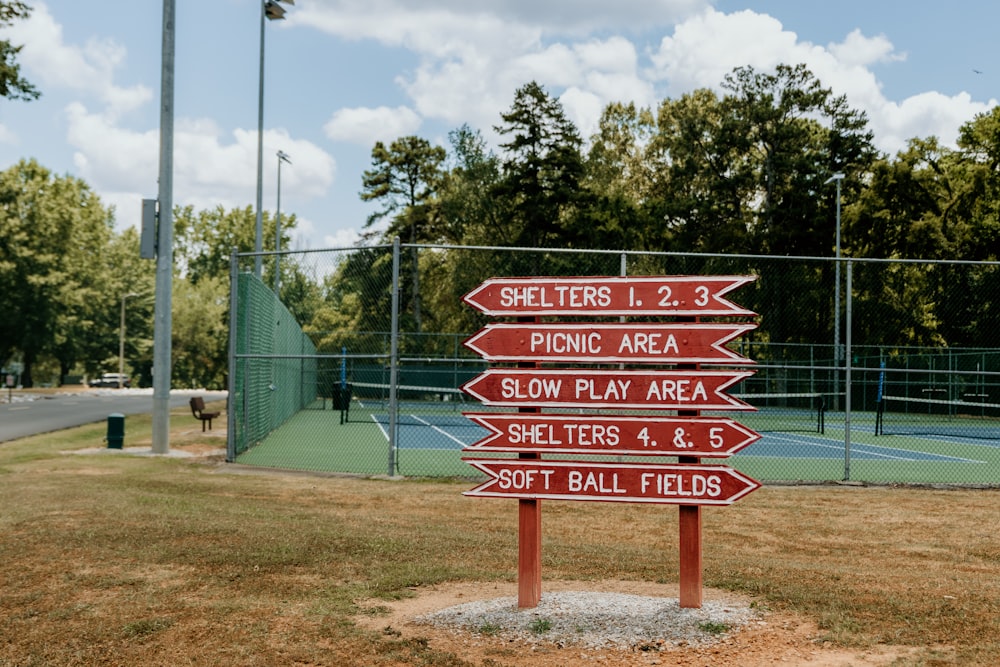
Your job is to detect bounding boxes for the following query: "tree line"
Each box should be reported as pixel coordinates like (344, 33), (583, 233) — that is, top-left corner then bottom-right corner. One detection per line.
(2, 62), (998, 387)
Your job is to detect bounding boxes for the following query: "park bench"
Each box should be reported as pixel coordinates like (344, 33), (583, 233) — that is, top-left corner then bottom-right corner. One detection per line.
(189, 396), (221, 431)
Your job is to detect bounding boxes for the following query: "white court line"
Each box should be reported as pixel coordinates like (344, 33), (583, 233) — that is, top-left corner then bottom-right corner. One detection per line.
(761, 433), (983, 463)
(411, 415), (468, 446)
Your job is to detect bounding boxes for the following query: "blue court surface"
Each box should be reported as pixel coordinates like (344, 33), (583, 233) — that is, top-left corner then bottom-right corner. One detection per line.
(370, 413), (987, 465)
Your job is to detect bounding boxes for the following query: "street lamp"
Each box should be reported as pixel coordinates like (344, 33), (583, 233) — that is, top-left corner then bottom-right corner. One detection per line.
(275, 149), (291, 294)
(825, 172), (845, 410)
(254, 0), (294, 278)
(119, 293), (139, 389)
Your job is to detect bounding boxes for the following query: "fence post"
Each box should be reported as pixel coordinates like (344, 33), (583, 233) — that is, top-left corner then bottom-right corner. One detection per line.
(387, 237), (401, 476)
(844, 260), (853, 481)
(227, 247), (238, 462)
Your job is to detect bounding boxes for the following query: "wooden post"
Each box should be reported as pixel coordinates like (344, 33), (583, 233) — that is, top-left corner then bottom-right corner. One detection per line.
(678, 319), (702, 608)
(518, 474), (542, 608)
(517, 316), (542, 609)
(678, 470), (703, 608)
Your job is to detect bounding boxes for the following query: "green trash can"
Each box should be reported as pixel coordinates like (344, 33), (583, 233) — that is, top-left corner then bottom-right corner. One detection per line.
(106, 413), (125, 449)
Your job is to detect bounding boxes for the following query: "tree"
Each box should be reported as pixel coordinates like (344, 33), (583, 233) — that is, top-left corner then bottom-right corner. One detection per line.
(643, 88), (753, 253)
(954, 106), (1000, 261)
(493, 81), (586, 257)
(714, 64), (877, 350)
(0, 160), (118, 386)
(174, 205), (279, 284)
(581, 102), (657, 250)
(720, 63), (876, 257)
(360, 136), (447, 242)
(0, 1), (39, 102)
(172, 274), (228, 389)
(360, 136), (447, 332)
(437, 124), (508, 246)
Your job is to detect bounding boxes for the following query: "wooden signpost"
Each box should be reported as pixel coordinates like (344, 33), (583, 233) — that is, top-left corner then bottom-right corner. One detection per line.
(461, 275), (759, 609)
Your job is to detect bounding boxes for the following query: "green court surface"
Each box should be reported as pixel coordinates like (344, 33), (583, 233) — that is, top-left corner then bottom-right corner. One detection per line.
(235, 405), (1000, 485)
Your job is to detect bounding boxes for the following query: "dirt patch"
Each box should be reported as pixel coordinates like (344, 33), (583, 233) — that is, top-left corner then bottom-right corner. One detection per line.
(356, 580), (918, 666)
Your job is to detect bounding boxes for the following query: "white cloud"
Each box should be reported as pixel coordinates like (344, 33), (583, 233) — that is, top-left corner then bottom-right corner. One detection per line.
(648, 7), (994, 156)
(650, 9), (804, 93)
(66, 102), (158, 193)
(301, 2), (665, 140)
(0, 124), (17, 144)
(323, 106), (422, 145)
(829, 29), (905, 68)
(323, 227), (364, 249)
(4, 2), (151, 118)
(559, 87), (605, 140)
(296, 0), (708, 39)
(66, 103), (336, 220)
(875, 92), (993, 155)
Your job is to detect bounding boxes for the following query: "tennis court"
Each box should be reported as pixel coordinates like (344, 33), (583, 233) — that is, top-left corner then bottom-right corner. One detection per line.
(235, 389), (1000, 484)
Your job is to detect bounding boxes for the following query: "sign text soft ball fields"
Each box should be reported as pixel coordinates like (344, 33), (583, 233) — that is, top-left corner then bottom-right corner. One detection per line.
(463, 459), (761, 506)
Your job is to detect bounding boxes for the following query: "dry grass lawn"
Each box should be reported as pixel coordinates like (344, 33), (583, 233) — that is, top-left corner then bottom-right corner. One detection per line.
(1, 405), (998, 665)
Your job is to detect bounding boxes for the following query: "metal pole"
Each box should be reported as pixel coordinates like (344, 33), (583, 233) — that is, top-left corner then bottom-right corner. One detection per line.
(825, 172), (844, 411)
(152, 0), (175, 455)
(274, 150), (290, 294)
(387, 238), (401, 476)
(254, 0), (266, 278)
(844, 261), (853, 481)
(227, 247), (239, 462)
(834, 176), (842, 410)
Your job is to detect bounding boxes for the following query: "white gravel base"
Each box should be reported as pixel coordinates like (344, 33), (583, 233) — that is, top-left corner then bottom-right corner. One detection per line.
(416, 591), (760, 650)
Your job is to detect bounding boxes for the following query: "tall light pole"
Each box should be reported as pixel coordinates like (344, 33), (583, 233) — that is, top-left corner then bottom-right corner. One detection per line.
(152, 0), (175, 455)
(254, 0), (294, 278)
(119, 293), (139, 389)
(825, 172), (845, 410)
(275, 150), (291, 294)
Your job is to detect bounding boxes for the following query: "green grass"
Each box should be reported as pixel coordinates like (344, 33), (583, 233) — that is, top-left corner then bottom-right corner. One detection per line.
(528, 618), (552, 635)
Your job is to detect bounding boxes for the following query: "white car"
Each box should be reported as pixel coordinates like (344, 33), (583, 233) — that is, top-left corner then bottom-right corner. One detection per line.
(89, 373), (131, 388)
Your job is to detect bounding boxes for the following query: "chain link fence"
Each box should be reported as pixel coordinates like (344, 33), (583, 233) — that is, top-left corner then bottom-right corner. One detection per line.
(228, 242), (1000, 485)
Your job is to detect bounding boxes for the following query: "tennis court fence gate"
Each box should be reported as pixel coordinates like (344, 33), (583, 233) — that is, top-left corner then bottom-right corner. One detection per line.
(228, 240), (1000, 485)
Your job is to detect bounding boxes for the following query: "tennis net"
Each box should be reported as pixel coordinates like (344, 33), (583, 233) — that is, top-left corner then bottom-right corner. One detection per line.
(877, 394), (1000, 440)
(345, 381), (483, 428)
(731, 392), (828, 433)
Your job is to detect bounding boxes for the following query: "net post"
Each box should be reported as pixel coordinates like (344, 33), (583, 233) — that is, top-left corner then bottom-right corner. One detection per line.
(818, 395), (825, 434)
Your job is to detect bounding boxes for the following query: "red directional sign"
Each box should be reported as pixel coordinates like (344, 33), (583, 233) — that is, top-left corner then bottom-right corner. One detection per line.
(463, 322), (756, 364)
(463, 413), (761, 457)
(462, 275), (756, 317)
(462, 459), (761, 506)
(460, 369), (755, 410)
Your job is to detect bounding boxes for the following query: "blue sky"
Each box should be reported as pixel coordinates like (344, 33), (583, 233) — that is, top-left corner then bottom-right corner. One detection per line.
(1, 1), (997, 251)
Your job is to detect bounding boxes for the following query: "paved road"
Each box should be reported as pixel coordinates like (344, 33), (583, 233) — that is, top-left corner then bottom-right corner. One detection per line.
(0, 390), (227, 443)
